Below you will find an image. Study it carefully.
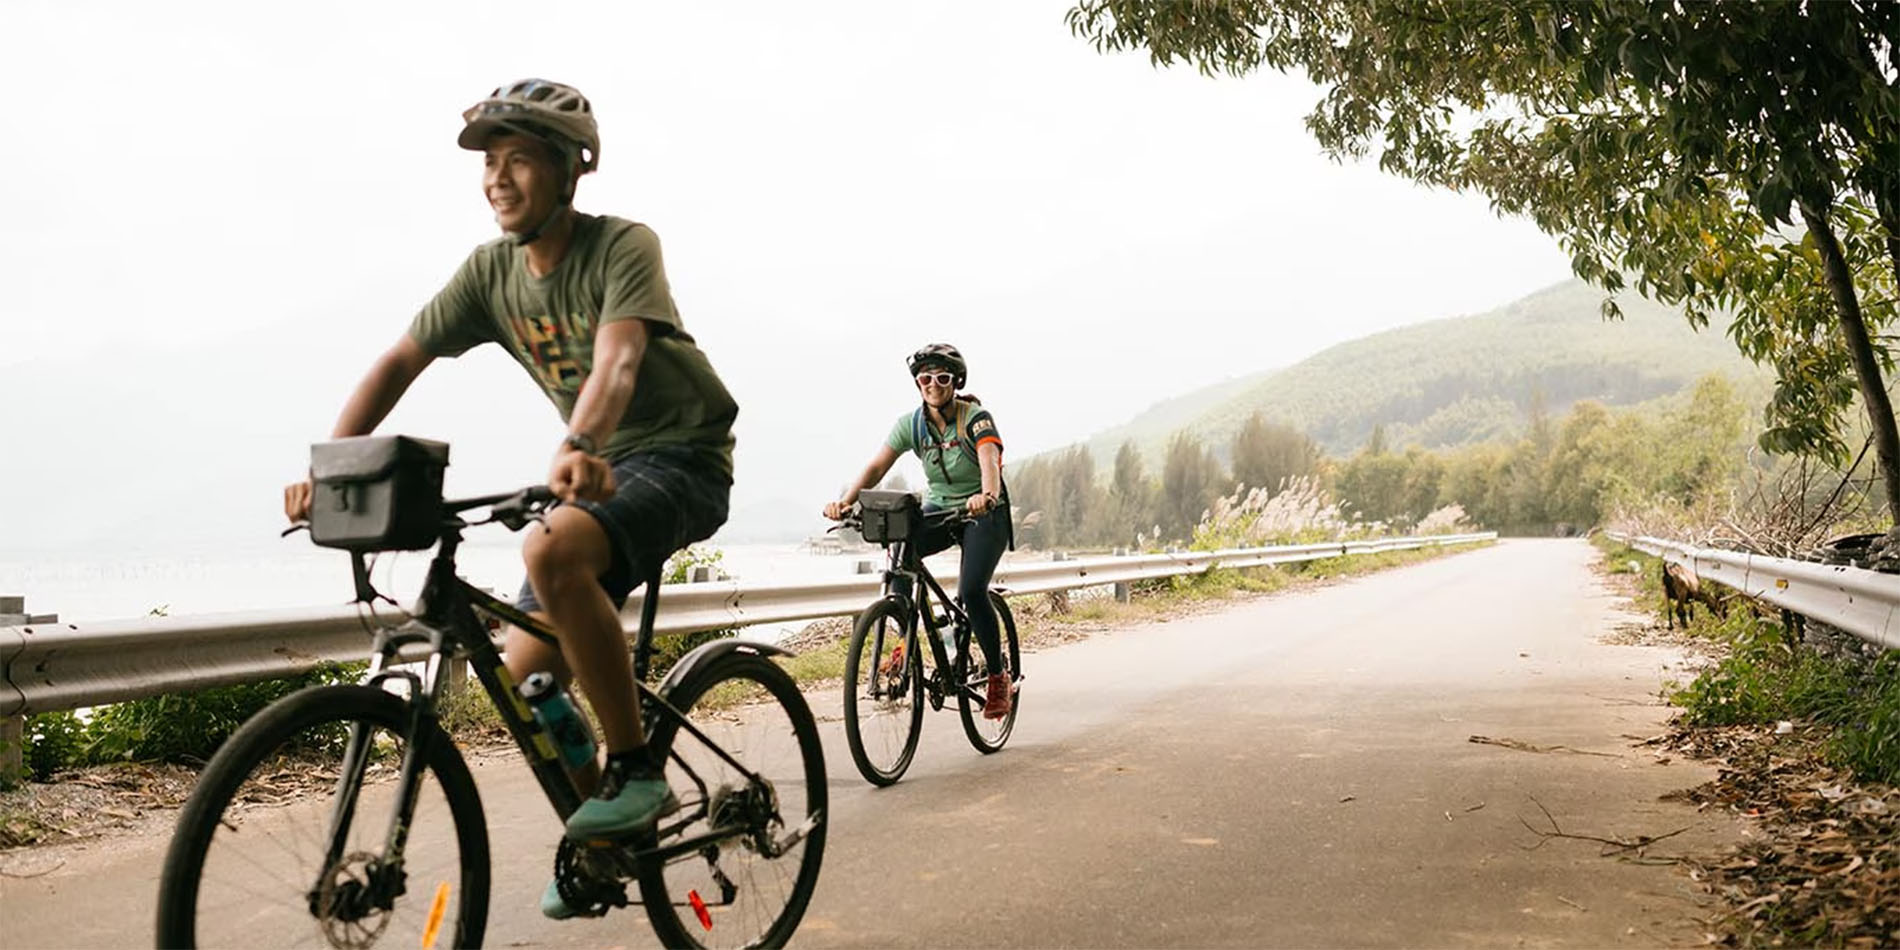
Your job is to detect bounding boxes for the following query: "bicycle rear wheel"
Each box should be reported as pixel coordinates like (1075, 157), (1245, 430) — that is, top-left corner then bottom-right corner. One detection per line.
(156, 684), (489, 949)
(957, 591), (1021, 754)
(638, 650), (827, 950)
(842, 597), (924, 786)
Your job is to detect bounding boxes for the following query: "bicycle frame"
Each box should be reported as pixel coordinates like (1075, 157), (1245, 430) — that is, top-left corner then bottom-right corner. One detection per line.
(877, 525), (975, 702)
(313, 509), (780, 900)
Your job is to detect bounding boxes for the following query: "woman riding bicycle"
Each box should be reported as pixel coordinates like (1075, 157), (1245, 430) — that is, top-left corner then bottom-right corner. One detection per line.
(824, 343), (1014, 719)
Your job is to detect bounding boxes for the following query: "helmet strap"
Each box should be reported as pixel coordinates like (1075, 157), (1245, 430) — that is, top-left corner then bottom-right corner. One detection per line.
(503, 135), (579, 246)
(508, 198), (571, 246)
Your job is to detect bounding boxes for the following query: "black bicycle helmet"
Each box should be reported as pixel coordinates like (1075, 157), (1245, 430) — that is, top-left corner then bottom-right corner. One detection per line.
(907, 343), (967, 388)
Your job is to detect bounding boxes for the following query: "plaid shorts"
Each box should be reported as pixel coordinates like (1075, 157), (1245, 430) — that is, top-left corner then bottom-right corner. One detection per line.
(514, 446), (730, 612)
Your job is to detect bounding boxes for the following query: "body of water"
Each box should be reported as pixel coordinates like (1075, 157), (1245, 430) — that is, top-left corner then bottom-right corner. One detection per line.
(0, 536), (1006, 644)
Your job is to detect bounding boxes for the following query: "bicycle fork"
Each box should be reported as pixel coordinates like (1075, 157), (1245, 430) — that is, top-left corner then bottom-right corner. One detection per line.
(306, 642), (446, 922)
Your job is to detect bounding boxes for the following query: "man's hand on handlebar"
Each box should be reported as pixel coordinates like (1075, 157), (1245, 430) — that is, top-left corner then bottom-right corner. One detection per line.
(284, 479), (313, 523)
(823, 499), (853, 521)
(965, 492), (997, 517)
(550, 448), (615, 504)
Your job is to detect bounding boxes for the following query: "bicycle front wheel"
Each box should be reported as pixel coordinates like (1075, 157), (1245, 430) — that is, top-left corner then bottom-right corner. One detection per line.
(156, 684), (490, 949)
(958, 590), (1021, 754)
(842, 597), (924, 786)
(639, 650), (827, 950)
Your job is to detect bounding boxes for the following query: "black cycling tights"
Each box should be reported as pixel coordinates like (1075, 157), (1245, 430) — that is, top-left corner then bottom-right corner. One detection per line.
(919, 505), (1009, 674)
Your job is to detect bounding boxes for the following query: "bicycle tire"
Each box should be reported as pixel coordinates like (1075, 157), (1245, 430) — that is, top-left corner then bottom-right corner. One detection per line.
(156, 684), (490, 949)
(638, 650), (828, 949)
(957, 590), (1021, 754)
(842, 597), (925, 786)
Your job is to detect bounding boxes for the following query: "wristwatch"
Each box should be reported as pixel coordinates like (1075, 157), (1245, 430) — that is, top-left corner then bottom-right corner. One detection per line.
(562, 432), (599, 456)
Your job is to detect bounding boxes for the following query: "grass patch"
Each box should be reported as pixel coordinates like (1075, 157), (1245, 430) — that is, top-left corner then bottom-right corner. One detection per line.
(775, 635), (852, 689)
(1670, 610), (1900, 785)
(1591, 537), (1671, 616)
(436, 674), (508, 740)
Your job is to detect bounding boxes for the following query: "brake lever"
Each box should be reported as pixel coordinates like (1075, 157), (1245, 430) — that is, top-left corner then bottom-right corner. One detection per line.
(281, 522), (311, 538)
(491, 490), (555, 533)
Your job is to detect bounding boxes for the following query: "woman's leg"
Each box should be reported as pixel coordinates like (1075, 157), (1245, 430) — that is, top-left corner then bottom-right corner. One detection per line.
(957, 510), (1008, 672)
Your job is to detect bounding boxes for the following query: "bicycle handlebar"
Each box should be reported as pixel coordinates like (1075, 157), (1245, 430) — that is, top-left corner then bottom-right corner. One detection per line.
(444, 485), (555, 515)
(830, 502), (971, 536)
(448, 485), (557, 533)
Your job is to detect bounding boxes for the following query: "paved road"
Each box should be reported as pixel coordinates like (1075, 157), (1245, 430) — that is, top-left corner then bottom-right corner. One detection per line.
(1, 539), (1737, 948)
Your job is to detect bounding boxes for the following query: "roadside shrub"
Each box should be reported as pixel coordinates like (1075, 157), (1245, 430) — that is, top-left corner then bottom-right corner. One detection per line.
(21, 711), (86, 783)
(1191, 477), (1351, 551)
(1671, 610), (1900, 784)
(647, 544), (737, 679)
(18, 663), (363, 778)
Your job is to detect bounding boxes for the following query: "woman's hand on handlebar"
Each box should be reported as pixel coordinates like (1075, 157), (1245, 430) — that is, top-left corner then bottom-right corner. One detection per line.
(823, 499), (853, 521)
(965, 492), (997, 517)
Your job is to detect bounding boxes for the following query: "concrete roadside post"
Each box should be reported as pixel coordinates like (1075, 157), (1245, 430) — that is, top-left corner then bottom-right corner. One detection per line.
(1112, 548), (1132, 603)
(1047, 552), (1072, 614)
(1, 595), (57, 785)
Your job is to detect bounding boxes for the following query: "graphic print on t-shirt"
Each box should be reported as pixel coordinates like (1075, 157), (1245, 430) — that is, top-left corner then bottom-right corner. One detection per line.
(509, 313), (586, 392)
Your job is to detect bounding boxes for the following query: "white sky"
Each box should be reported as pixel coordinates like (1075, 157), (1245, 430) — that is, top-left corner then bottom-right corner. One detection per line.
(0, 0), (1574, 554)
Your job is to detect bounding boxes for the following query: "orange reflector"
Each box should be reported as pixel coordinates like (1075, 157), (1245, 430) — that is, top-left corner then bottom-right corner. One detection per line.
(690, 889), (713, 931)
(421, 881), (451, 948)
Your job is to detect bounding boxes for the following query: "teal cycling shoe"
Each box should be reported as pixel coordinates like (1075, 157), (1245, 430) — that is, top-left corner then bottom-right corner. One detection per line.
(541, 878), (578, 920)
(565, 763), (678, 840)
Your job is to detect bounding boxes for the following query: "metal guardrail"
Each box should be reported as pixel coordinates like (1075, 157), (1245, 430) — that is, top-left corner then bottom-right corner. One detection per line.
(0, 533), (1494, 716)
(1616, 534), (1899, 651)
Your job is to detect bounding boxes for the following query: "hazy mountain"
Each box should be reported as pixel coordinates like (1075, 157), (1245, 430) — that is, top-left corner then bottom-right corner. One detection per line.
(1061, 279), (1763, 467)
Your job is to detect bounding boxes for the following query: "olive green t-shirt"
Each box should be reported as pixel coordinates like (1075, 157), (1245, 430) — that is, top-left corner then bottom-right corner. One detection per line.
(408, 214), (737, 476)
(884, 401), (1004, 507)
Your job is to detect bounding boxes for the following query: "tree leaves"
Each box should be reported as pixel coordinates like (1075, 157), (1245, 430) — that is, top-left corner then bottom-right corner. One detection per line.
(1067, 0), (1900, 519)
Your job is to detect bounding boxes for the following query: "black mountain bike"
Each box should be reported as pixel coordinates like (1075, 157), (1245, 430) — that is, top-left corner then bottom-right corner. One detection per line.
(837, 490), (1022, 786)
(156, 474), (826, 949)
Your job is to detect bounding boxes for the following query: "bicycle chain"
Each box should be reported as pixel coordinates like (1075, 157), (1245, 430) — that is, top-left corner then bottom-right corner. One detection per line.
(553, 837), (629, 918)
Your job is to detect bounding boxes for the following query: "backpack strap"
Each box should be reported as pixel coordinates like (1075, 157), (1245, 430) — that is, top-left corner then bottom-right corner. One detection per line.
(955, 401), (981, 467)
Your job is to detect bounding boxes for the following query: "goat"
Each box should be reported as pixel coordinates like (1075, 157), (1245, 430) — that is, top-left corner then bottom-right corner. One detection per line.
(1660, 560), (1728, 629)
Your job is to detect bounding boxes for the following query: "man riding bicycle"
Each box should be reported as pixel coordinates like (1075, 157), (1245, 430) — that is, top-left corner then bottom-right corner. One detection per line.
(283, 78), (737, 920)
(824, 344), (1014, 719)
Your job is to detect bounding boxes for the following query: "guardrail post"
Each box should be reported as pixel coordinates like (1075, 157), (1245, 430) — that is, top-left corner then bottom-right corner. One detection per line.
(854, 560), (875, 575)
(1045, 555), (1072, 613)
(1, 596), (35, 785)
(689, 565), (713, 584)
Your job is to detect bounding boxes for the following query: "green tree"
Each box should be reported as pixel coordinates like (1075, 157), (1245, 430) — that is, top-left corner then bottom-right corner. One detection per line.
(1657, 375), (1748, 504)
(1336, 450), (1409, 525)
(1232, 412), (1321, 494)
(1160, 430), (1224, 542)
(1007, 456), (1053, 548)
(1544, 400), (1641, 527)
(1106, 439), (1156, 544)
(1398, 448), (1445, 525)
(1441, 443), (1512, 530)
(1067, 0), (1900, 536)
(1365, 423), (1389, 457)
(1048, 445), (1102, 544)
